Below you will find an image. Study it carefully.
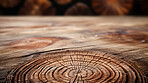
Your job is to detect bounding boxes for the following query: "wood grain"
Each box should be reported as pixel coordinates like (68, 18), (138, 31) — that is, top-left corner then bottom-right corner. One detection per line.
(0, 16), (148, 82)
(5, 50), (146, 83)
(7, 37), (64, 49)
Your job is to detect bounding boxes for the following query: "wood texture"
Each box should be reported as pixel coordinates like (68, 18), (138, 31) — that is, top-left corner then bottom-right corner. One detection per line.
(0, 16), (148, 82)
(5, 50), (146, 83)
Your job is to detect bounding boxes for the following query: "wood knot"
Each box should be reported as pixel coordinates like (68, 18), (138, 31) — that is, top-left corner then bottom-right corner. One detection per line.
(6, 50), (146, 83)
(8, 37), (64, 49)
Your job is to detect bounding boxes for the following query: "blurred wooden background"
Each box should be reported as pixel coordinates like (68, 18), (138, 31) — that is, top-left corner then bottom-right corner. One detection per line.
(0, 0), (148, 16)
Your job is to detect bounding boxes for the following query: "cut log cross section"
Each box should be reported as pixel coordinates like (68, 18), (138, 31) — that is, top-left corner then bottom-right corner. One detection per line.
(6, 50), (146, 83)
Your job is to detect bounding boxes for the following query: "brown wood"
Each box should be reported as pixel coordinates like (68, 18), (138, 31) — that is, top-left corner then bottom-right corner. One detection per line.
(5, 50), (146, 82)
(0, 16), (148, 82)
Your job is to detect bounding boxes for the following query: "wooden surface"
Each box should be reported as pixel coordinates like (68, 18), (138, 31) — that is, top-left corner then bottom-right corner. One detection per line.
(0, 16), (148, 82)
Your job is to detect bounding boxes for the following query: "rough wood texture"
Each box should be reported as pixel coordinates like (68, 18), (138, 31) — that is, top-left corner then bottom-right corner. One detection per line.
(5, 50), (146, 83)
(0, 17), (148, 82)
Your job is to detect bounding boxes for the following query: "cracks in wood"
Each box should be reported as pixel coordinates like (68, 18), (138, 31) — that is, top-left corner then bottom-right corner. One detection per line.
(5, 50), (146, 83)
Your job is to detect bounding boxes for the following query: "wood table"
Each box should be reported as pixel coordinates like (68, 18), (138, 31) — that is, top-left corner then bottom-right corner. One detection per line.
(0, 17), (148, 82)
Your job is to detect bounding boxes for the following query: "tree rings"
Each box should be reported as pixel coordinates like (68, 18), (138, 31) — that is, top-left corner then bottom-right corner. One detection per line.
(6, 50), (146, 83)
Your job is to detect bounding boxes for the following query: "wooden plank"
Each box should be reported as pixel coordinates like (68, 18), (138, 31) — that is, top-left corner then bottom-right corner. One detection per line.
(0, 16), (148, 82)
